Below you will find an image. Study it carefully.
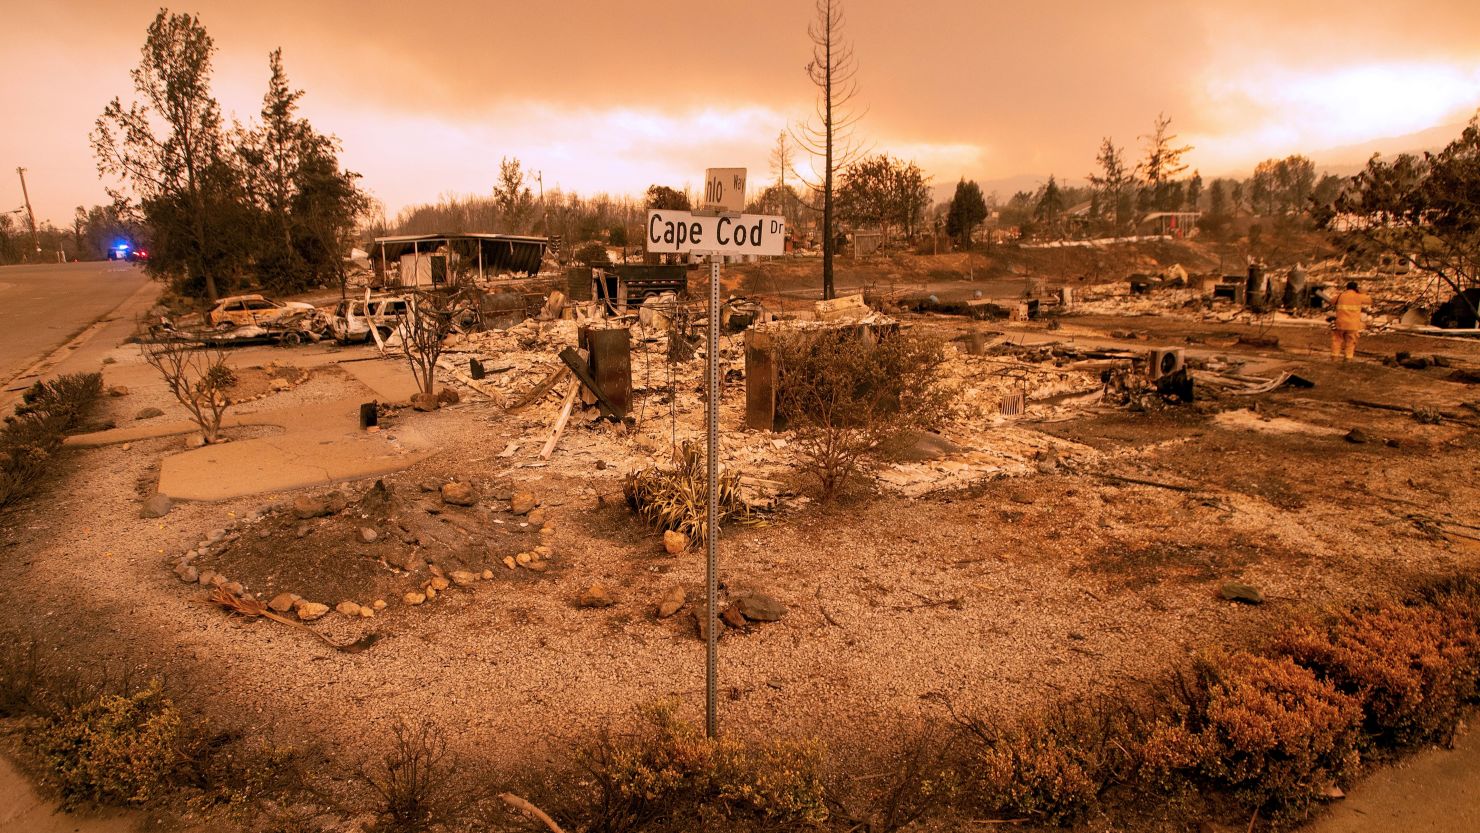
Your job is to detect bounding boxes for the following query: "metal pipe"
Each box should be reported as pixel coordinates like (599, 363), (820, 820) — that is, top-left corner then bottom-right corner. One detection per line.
(705, 254), (720, 739)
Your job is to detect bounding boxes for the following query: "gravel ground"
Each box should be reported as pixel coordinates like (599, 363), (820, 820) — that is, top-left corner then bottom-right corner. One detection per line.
(1, 310), (1477, 814)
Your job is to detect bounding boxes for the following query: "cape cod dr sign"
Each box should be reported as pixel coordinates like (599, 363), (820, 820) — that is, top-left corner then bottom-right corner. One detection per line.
(645, 210), (786, 256)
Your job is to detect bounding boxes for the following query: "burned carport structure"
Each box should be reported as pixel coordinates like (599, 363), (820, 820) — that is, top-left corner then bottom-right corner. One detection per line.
(373, 233), (549, 288)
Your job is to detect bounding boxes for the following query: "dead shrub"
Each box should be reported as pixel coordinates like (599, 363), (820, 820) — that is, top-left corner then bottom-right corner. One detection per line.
(398, 289), (465, 396)
(359, 718), (455, 832)
(0, 634), (46, 717)
(140, 336), (232, 443)
(1139, 652), (1361, 814)
(823, 724), (962, 833)
(578, 703), (828, 833)
(179, 730), (312, 812)
(951, 698), (1140, 825)
(36, 679), (184, 807)
(774, 328), (953, 502)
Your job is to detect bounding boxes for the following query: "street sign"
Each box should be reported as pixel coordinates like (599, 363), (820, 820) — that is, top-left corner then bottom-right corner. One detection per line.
(645, 210), (786, 256)
(704, 167), (747, 212)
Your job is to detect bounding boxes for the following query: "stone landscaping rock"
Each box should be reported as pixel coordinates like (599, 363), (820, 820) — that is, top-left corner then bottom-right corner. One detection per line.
(1220, 582), (1264, 605)
(1345, 428), (1370, 444)
(185, 434), (207, 449)
(657, 586), (686, 618)
(502, 556), (516, 570)
(441, 482), (478, 506)
(222, 581), (243, 595)
(691, 601), (723, 641)
(480, 569), (493, 580)
(410, 392), (440, 412)
(336, 601), (363, 617)
(526, 508), (546, 526)
(324, 491), (349, 513)
(510, 492), (537, 514)
(577, 583), (616, 608)
(140, 493), (174, 518)
(108, 385), (129, 397)
(296, 602), (329, 621)
(175, 564), (198, 583)
(268, 592), (300, 613)
(450, 570), (478, 587)
(404, 591), (426, 606)
(663, 530), (690, 554)
(435, 387), (460, 405)
(372, 599), (387, 611)
(428, 576), (450, 592)
(721, 604), (748, 629)
(134, 407), (164, 420)
(197, 570), (218, 586)
(293, 495), (330, 519)
(735, 592), (788, 622)
(359, 527), (379, 543)
(270, 378), (291, 391)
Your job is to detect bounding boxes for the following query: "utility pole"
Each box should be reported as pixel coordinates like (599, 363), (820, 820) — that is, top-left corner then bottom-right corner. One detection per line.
(536, 171), (547, 234)
(16, 168), (40, 257)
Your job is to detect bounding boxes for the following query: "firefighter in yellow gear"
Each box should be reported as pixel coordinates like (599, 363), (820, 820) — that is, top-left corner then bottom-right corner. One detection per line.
(1330, 280), (1372, 360)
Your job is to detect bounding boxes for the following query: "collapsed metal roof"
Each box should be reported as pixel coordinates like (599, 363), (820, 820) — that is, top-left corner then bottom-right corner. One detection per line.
(373, 233), (549, 276)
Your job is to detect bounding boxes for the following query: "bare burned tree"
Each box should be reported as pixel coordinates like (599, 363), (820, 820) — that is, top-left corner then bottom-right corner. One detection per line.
(399, 289), (461, 398)
(793, 0), (865, 300)
(140, 336), (233, 444)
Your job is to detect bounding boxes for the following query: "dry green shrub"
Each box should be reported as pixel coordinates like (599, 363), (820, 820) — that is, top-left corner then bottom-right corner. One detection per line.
(952, 699), (1140, 825)
(1139, 652), (1361, 813)
(774, 327), (953, 502)
(580, 703), (827, 833)
(624, 440), (753, 543)
(1277, 589), (1480, 748)
(37, 680), (183, 807)
(12, 373), (104, 426)
(1, 372), (103, 507)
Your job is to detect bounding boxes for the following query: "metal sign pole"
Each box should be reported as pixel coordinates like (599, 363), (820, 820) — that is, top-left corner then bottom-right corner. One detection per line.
(705, 253), (720, 739)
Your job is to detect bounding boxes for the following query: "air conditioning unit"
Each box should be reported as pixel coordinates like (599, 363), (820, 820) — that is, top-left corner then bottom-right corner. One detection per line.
(1147, 347), (1185, 380)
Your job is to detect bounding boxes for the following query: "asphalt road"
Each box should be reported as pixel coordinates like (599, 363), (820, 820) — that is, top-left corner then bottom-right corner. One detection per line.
(0, 261), (150, 390)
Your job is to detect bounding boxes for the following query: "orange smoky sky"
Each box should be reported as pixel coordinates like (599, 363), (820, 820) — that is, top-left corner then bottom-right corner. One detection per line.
(3, 0), (1479, 226)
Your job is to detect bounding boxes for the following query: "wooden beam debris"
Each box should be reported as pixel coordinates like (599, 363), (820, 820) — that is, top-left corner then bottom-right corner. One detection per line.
(540, 381), (580, 459)
(507, 366), (571, 413)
